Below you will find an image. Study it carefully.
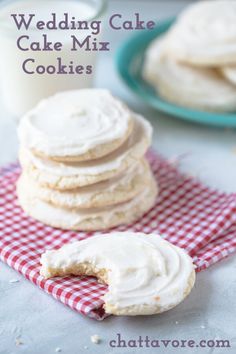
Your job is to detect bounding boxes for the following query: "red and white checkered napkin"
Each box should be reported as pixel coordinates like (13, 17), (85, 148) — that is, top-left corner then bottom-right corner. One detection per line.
(0, 151), (236, 320)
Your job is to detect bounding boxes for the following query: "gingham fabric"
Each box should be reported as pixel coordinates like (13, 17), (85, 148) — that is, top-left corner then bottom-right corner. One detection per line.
(0, 151), (236, 320)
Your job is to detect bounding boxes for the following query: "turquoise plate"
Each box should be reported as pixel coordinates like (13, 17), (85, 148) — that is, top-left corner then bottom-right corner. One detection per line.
(116, 18), (236, 128)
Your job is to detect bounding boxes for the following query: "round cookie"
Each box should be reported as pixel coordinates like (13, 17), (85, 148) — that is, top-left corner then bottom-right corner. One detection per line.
(18, 89), (134, 162)
(221, 65), (236, 86)
(40, 232), (195, 316)
(18, 159), (153, 209)
(19, 114), (152, 190)
(17, 173), (157, 231)
(143, 37), (236, 112)
(165, 1), (236, 66)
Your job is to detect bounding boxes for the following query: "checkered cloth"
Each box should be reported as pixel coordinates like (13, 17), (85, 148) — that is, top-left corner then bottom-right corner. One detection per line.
(0, 151), (236, 320)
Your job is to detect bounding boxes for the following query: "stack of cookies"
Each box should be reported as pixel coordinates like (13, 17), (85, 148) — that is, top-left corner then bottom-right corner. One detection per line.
(17, 89), (157, 231)
(143, 0), (236, 112)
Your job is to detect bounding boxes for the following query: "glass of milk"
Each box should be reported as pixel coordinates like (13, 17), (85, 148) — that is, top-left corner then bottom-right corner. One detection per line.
(0, 0), (107, 118)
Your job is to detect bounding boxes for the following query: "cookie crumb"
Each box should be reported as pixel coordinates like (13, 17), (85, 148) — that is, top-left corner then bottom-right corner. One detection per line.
(185, 172), (194, 178)
(9, 279), (20, 284)
(168, 157), (179, 167)
(15, 337), (23, 346)
(90, 334), (101, 344)
(154, 296), (160, 301)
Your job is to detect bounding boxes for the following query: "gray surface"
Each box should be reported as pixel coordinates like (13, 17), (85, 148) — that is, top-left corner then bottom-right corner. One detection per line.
(0, 1), (236, 353)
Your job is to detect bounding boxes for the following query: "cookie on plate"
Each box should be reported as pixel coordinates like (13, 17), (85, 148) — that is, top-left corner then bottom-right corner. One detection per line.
(165, 0), (236, 66)
(40, 232), (195, 316)
(18, 89), (134, 162)
(143, 37), (236, 112)
(221, 65), (236, 86)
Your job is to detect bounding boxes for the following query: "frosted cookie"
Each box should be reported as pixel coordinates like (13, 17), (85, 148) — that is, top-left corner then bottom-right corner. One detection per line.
(165, 0), (236, 66)
(18, 89), (134, 162)
(18, 159), (153, 209)
(143, 37), (236, 112)
(17, 174), (157, 231)
(40, 232), (195, 316)
(19, 114), (152, 190)
(221, 65), (236, 86)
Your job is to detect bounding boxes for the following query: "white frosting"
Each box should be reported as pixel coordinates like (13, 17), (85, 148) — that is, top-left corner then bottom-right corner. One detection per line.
(40, 232), (195, 314)
(144, 37), (236, 110)
(20, 114), (152, 176)
(166, 1), (236, 64)
(18, 89), (133, 157)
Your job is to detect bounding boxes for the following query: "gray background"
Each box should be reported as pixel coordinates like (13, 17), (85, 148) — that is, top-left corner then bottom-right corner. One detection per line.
(0, 1), (236, 353)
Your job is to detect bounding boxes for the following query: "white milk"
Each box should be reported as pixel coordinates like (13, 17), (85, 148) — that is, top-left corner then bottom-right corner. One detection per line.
(0, 0), (105, 117)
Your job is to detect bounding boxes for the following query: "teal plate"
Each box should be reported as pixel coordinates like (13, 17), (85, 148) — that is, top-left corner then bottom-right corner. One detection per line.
(116, 18), (236, 128)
